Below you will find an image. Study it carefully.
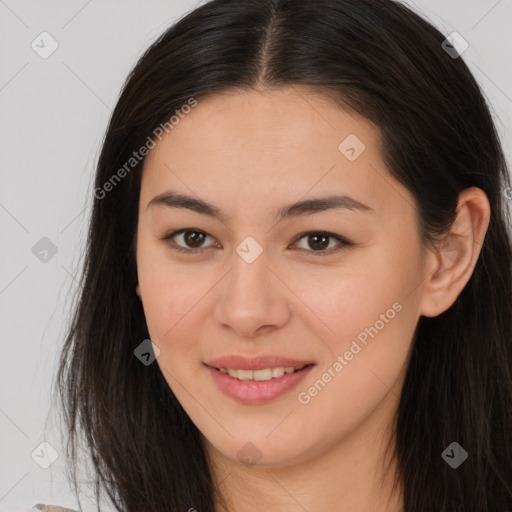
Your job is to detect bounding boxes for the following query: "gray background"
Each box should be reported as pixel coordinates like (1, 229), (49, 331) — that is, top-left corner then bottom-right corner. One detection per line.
(1, 0), (511, 510)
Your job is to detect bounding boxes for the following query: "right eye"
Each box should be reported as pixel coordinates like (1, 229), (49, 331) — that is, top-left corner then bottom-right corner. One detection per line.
(161, 229), (219, 253)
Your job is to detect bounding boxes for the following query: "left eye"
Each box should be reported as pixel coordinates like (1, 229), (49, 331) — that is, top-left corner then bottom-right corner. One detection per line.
(161, 229), (350, 255)
(293, 232), (348, 254)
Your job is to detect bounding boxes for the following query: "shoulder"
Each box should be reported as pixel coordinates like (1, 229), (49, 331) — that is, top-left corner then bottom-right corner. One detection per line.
(30, 505), (78, 512)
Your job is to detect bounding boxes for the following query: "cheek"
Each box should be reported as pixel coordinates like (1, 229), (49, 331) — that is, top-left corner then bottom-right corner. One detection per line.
(297, 239), (418, 356)
(301, 244), (421, 413)
(287, 251), (416, 355)
(137, 241), (181, 337)
(136, 242), (216, 361)
(292, 285), (417, 448)
(140, 273), (210, 348)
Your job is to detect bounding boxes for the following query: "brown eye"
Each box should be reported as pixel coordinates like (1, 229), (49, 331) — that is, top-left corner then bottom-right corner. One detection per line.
(161, 229), (350, 256)
(162, 229), (217, 253)
(183, 231), (206, 248)
(306, 234), (330, 251)
(293, 231), (350, 255)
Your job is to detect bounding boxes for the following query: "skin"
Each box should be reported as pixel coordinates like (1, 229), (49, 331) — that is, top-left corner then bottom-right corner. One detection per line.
(135, 86), (490, 512)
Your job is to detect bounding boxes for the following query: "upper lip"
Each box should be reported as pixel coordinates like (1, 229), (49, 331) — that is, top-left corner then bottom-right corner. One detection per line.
(204, 355), (316, 371)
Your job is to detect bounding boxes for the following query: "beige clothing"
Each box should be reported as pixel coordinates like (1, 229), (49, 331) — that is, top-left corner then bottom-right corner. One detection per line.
(29, 505), (78, 512)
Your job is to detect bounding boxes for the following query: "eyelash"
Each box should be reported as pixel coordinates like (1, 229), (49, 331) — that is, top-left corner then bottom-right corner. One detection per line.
(160, 229), (352, 256)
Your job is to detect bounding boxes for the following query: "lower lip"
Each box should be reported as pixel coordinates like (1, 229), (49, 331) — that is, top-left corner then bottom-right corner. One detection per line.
(205, 364), (315, 405)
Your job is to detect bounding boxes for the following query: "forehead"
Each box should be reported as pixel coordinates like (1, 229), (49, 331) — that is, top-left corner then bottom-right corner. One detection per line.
(140, 86), (394, 218)
(149, 86), (377, 156)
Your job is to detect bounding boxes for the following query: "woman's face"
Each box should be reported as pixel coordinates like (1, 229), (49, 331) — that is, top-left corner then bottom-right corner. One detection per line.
(136, 86), (429, 468)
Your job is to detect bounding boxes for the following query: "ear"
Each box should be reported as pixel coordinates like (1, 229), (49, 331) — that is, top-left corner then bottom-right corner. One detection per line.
(419, 187), (491, 318)
(136, 283), (141, 297)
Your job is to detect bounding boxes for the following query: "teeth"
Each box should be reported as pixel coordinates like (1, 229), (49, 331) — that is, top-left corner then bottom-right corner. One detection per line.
(271, 367), (285, 378)
(237, 369), (253, 380)
(218, 365), (306, 381)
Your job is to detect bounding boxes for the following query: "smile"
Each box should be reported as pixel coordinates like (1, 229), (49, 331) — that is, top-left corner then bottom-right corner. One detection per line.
(217, 365), (308, 381)
(205, 363), (315, 404)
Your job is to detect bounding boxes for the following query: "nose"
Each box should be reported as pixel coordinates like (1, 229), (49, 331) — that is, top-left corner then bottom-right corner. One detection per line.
(213, 248), (292, 339)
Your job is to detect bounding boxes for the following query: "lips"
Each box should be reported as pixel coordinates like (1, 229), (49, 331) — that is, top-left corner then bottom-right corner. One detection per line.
(204, 355), (315, 371)
(206, 363), (315, 404)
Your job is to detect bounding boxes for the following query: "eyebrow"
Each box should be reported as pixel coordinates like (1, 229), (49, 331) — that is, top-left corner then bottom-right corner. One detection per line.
(146, 190), (375, 223)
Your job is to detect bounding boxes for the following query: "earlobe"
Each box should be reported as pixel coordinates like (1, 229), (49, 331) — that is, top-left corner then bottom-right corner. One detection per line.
(419, 187), (491, 318)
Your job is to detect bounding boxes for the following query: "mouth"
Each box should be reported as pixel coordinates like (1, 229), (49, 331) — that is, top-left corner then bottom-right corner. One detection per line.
(212, 363), (314, 381)
(204, 362), (316, 404)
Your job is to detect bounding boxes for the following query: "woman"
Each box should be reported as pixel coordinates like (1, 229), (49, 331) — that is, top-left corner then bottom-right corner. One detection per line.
(44, 0), (512, 510)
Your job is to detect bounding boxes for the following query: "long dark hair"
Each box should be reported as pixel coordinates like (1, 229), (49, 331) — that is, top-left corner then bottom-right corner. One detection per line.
(54, 0), (512, 510)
